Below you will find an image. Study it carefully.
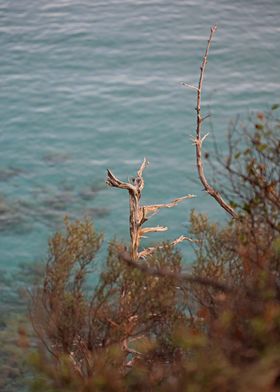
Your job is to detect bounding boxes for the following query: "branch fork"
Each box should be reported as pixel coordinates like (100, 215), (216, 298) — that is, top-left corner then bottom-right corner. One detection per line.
(107, 159), (195, 261)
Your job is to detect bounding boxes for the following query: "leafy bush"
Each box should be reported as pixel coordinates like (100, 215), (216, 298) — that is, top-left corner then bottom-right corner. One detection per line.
(28, 109), (280, 391)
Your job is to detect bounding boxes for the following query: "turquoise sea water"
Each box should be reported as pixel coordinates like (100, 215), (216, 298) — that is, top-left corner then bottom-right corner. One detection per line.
(0, 0), (279, 277)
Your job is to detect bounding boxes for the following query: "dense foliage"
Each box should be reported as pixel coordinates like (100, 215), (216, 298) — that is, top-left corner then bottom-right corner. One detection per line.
(27, 109), (280, 391)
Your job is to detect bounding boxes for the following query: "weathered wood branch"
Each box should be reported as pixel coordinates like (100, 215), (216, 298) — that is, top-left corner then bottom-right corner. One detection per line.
(106, 159), (194, 260)
(138, 235), (196, 259)
(140, 226), (168, 237)
(107, 159), (147, 260)
(143, 194), (195, 219)
(136, 157), (149, 190)
(106, 169), (135, 191)
(118, 249), (233, 293)
(186, 25), (238, 219)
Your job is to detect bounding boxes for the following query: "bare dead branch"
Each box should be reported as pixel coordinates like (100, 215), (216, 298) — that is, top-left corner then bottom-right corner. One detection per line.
(192, 25), (239, 219)
(140, 226), (168, 236)
(181, 82), (199, 91)
(201, 114), (211, 122)
(143, 194), (195, 219)
(119, 250), (233, 293)
(138, 235), (198, 259)
(137, 157), (149, 183)
(106, 169), (135, 192)
(107, 160), (194, 260)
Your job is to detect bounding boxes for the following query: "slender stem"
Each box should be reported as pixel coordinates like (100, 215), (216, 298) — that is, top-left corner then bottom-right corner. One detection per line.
(119, 250), (233, 293)
(194, 25), (238, 219)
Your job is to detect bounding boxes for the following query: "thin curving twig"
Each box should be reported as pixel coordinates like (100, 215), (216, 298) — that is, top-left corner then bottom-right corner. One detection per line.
(119, 249), (233, 293)
(192, 25), (238, 219)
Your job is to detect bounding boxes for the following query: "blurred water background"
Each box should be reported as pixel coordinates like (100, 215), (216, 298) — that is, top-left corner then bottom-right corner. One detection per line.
(0, 0), (279, 277)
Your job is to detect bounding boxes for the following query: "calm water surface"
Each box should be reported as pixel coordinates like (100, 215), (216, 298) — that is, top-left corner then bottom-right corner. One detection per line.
(0, 0), (279, 277)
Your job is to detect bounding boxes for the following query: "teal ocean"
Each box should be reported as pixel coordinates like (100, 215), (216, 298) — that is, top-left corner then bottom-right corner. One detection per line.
(0, 0), (279, 277)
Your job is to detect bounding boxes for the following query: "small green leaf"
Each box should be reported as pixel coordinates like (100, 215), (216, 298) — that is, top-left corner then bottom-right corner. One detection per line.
(271, 103), (279, 110)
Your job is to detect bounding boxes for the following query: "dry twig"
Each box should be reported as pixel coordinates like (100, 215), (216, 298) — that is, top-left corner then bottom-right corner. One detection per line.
(186, 25), (238, 219)
(119, 249), (233, 293)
